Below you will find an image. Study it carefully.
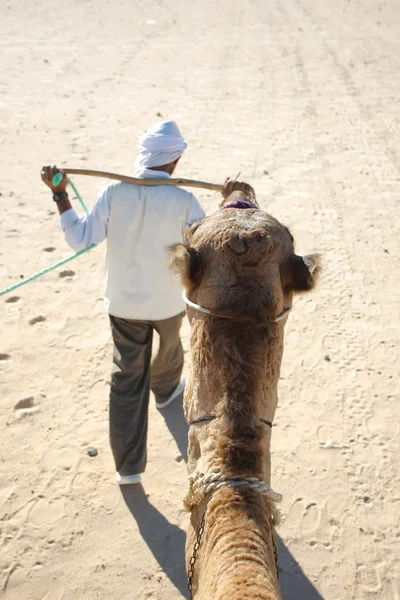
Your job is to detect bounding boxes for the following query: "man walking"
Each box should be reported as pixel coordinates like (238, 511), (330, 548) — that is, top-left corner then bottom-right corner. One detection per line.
(41, 121), (205, 485)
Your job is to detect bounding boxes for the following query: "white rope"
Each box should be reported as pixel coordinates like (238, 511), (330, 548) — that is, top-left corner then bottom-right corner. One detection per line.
(182, 292), (291, 323)
(273, 306), (292, 322)
(182, 292), (211, 314)
(183, 471), (282, 511)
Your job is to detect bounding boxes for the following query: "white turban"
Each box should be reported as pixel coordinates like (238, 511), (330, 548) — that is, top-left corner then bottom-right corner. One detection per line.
(133, 120), (188, 173)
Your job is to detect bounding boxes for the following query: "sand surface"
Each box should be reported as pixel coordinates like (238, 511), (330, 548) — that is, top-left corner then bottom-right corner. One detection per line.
(1, 0), (399, 598)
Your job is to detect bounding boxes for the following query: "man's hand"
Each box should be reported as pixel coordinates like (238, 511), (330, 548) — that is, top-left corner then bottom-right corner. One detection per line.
(41, 165), (68, 194)
(41, 165), (72, 215)
(221, 177), (256, 201)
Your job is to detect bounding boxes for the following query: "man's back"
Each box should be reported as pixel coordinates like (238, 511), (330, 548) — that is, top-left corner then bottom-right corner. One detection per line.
(105, 180), (195, 320)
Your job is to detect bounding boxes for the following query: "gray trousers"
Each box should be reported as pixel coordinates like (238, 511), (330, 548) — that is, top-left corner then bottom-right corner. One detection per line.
(109, 312), (185, 476)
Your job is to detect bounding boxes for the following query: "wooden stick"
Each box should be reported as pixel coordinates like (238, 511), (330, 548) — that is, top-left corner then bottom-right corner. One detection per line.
(63, 168), (224, 192)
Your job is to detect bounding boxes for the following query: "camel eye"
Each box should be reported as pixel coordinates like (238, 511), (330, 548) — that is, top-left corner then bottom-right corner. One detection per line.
(188, 248), (203, 284)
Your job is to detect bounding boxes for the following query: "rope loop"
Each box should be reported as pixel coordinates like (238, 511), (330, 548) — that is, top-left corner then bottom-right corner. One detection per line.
(183, 471), (282, 511)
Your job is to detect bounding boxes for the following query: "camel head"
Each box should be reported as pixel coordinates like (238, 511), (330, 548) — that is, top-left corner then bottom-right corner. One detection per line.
(170, 192), (320, 326)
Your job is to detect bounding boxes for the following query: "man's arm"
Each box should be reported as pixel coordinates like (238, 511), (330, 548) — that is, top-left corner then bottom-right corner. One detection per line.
(41, 165), (110, 251)
(221, 178), (257, 202)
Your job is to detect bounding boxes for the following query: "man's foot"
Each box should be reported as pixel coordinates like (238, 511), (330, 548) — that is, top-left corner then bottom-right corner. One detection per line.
(116, 473), (142, 485)
(155, 376), (185, 409)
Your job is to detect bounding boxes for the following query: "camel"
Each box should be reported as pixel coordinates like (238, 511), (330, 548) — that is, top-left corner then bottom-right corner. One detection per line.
(169, 192), (319, 600)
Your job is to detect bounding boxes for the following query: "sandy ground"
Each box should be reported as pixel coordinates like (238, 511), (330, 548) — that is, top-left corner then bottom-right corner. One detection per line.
(1, 0), (399, 598)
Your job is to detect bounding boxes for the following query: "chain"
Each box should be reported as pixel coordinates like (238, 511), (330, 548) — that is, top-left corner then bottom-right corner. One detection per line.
(187, 510), (206, 599)
(271, 525), (279, 580)
(187, 511), (278, 598)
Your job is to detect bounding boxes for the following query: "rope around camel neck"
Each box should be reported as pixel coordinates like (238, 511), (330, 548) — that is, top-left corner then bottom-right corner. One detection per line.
(183, 471), (282, 511)
(186, 472), (282, 598)
(182, 292), (292, 323)
(0, 178), (95, 297)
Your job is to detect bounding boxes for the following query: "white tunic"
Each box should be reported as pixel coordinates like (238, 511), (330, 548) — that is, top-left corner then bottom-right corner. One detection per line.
(60, 169), (205, 320)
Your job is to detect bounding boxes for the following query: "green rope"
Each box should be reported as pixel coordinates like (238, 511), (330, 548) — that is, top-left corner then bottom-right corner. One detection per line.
(68, 177), (89, 214)
(0, 245), (96, 297)
(0, 177), (95, 298)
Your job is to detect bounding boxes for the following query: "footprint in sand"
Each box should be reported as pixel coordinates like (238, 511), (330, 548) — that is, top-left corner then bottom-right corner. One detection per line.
(300, 502), (321, 535)
(356, 560), (387, 595)
(14, 396), (39, 412)
(285, 498), (304, 527)
(325, 489), (350, 517)
(286, 497), (322, 536)
(28, 498), (65, 527)
(29, 315), (46, 325)
(59, 270), (75, 278)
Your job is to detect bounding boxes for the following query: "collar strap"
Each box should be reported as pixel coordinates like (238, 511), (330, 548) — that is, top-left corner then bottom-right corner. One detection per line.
(189, 415), (272, 428)
(189, 415), (216, 425)
(183, 292), (212, 314)
(183, 292), (292, 323)
(220, 199), (258, 210)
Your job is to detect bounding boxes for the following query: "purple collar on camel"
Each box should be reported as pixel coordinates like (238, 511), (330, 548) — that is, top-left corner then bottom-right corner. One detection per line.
(220, 199), (258, 210)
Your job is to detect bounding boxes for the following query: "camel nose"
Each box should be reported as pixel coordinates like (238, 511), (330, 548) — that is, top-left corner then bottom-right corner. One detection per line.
(226, 229), (272, 257)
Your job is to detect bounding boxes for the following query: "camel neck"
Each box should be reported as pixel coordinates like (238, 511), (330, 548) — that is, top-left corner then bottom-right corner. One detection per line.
(188, 319), (284, 479)
(191, 487), (280, 600)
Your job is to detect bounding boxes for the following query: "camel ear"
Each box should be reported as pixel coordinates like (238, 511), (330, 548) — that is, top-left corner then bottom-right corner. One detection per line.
(168, 244), (203, 290)
(285, 253), (321, 293)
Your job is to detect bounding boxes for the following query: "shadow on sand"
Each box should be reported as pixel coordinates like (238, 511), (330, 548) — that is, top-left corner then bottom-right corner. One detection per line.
(123, 399), (322, 599)
(160, 394), (189, 462)
(121, 484), (189, 598)
(121, 484), (324, 600)
(277, 535), (324, 599)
